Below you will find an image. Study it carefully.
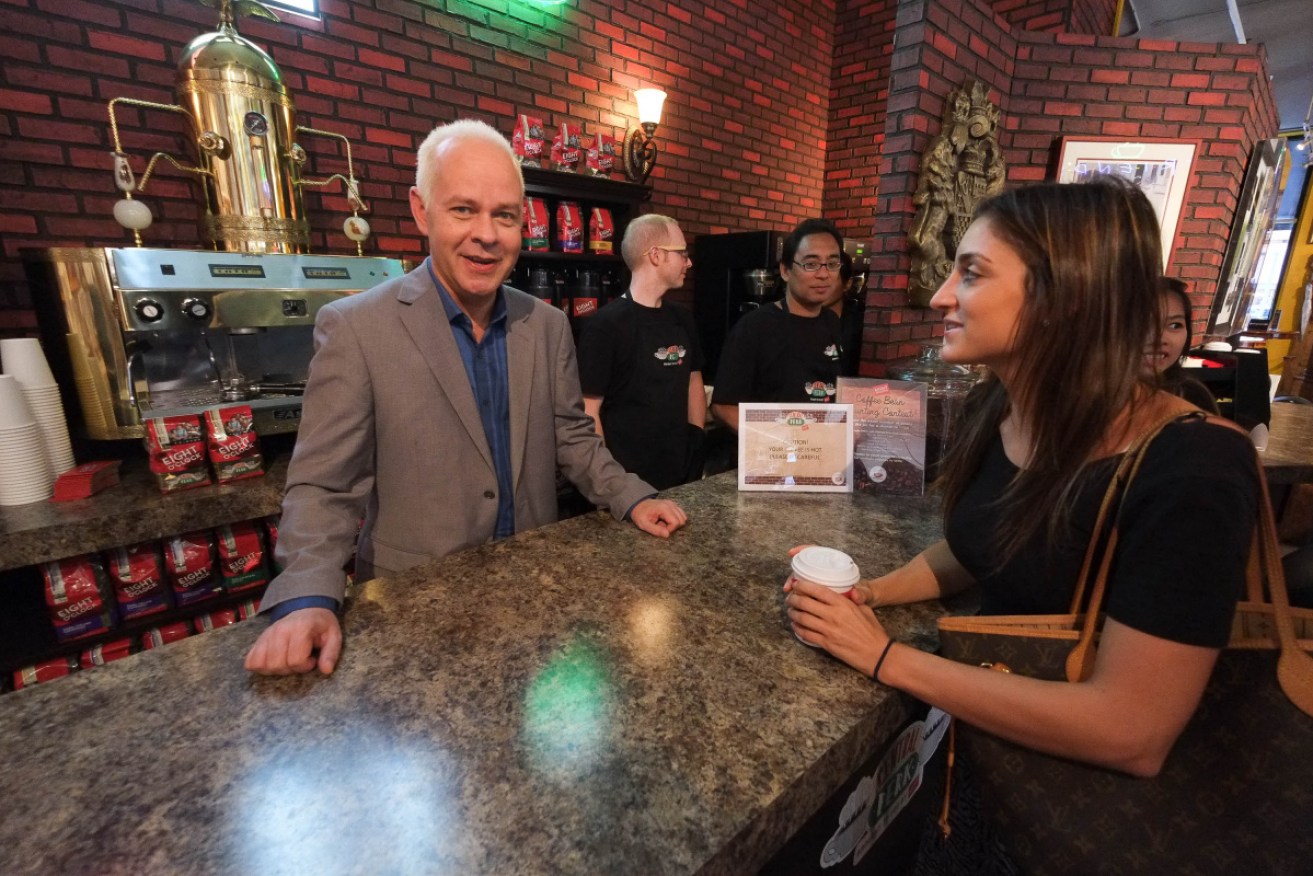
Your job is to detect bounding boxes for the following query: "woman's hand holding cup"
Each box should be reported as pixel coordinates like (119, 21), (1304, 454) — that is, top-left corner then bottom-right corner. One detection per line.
(785, 546), (890, 678)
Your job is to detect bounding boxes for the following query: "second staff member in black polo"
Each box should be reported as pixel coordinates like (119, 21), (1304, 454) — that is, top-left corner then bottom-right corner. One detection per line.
(578, 214), (707, 489)
(711, 218), (846, 432)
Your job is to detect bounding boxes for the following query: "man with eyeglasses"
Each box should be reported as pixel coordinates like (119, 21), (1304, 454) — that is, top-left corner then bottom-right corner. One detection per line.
(711, 218), (846, 432)
(578, 214), (707, 489)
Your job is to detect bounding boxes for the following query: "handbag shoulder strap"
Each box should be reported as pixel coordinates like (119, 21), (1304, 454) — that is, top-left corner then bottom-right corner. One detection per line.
(1064, 411), (1192, 681)
(1065, 411), (1189, 615)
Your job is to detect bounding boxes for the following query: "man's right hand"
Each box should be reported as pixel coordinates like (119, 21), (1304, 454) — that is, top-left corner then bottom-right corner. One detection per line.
(244, 607), (342, 676)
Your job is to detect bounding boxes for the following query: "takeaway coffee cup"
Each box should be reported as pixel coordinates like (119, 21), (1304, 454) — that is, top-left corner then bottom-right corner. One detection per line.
(789, 546), (860, 647)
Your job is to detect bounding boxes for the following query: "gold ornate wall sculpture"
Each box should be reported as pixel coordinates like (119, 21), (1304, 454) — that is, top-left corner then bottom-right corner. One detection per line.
(907, 80), (1006, 307)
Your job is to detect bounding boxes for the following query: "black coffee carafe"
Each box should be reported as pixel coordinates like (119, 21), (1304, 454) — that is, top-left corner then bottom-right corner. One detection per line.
(573, 270), (601, 320)
(527, 267), (556, 306)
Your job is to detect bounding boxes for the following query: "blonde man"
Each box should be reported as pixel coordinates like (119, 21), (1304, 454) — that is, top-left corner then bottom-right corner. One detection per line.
(578, 214), (707, 489)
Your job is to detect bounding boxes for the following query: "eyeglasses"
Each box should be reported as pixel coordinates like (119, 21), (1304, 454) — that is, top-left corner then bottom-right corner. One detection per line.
(793, 258), (844, 273)
(649, 245), (691, 261)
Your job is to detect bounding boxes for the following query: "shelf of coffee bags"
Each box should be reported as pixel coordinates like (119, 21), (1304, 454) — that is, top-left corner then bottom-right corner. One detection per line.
(1, 581), (269, 685)
(521, 166), (650, 205)
(0, 517), (281, 681)
(0, 451), (289, 574)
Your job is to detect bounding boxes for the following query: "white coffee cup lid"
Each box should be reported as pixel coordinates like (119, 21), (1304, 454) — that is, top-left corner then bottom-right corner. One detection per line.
(791, 546), (859, 589)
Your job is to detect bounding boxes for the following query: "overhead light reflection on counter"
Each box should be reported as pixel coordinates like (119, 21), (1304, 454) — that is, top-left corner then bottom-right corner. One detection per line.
(231, 726), (461, 874)
(627, 597), (675, 665)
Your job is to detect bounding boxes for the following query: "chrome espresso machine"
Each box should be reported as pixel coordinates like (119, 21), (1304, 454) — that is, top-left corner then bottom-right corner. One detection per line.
(23, 0), (406, 440)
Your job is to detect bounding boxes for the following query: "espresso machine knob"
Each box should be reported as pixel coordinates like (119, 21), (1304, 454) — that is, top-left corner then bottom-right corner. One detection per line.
(180, 298), (212, 322)
(133, 298), (164, 323)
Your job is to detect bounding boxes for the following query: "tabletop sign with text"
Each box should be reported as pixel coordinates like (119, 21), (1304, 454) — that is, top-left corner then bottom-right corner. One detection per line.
(737, 403), (854, 493)
(837, 378), (928, 496)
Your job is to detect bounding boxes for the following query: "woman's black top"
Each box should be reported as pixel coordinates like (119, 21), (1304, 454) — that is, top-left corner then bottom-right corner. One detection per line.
(945, 419), (1260, 648)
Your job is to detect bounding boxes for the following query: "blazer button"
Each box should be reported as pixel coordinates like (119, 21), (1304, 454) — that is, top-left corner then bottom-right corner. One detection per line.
(483, 490), (495, 499)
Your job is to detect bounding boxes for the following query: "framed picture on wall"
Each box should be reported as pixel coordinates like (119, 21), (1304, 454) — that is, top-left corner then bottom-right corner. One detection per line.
(1207, 137), (1288, 337)
(1055, 137), (1199, 268)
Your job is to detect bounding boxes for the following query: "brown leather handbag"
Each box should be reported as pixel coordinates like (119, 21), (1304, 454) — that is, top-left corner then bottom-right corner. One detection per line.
(934, 414), (1313, 875)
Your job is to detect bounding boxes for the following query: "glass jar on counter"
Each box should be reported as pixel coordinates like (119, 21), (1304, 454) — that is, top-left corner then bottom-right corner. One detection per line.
(886, 343), (980, 479)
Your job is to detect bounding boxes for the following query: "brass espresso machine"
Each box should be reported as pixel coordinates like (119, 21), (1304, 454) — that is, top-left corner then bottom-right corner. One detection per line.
(23, 0), (406, 440)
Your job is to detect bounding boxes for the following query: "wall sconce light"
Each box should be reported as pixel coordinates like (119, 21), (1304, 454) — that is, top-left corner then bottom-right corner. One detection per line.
(623, 87), (666, 184)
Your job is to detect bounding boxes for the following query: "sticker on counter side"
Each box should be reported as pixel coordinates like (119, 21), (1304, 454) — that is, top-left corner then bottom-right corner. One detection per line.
(819, 708), (951, 868)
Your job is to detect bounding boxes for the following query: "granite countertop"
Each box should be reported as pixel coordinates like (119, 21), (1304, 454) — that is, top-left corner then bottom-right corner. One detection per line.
(0, 455), (289, 572)
(0, 473), (947, 876)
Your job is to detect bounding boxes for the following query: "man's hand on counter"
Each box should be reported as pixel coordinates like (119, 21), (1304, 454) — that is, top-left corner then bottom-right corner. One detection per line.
(629, 498), (688, 539)
(244, 607), (342, 676)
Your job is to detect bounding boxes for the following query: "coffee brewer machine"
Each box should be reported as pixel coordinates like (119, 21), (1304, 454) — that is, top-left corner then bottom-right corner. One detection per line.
(693, 231), (872, 382)
(25, 248), (404, 439)
(22, 0), (407, 440)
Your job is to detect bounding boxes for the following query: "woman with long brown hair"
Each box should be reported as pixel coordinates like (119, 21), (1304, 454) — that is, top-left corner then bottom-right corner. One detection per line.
(787, 180), (1259, 779)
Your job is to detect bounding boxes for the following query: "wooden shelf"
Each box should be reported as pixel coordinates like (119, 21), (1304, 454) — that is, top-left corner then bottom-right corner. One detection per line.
(522, 166), (650, 205)
(518, 250), (622, 264)
(516, 166), (648, 294)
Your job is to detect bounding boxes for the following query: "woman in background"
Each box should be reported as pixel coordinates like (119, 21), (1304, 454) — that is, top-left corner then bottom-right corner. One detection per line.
(1149, 277), (1219, 413)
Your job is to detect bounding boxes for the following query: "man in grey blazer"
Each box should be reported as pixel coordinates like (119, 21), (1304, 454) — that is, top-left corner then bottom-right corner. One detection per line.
(245, 120), (687, 676)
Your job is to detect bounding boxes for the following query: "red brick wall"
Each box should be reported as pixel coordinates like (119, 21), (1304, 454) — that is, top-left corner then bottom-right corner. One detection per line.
(857, 0), (1018, 370)
(0, 0), (1280, 371)
(989, 0), (1116, 35)
(1007, 32), (1278, 338)
(824, 0), (898, 240)
(852, 0), (1277, 371)
(0, 0), (835, 321)
(1066, 0), (1118, 36)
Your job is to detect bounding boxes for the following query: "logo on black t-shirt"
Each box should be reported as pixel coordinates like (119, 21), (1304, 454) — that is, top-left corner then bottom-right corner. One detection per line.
(653, 344), (687, 366)
(824, 344), (840, 361)
(805, 381), (836, 402)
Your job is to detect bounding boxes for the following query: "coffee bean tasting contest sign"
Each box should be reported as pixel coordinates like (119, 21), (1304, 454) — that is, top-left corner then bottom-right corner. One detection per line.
(737, 404), (854, 493)
(837, 378), (928, 497)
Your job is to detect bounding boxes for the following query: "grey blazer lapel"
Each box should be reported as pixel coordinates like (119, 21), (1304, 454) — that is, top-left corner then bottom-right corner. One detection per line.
(396, 268), (494, 471)
(504, 288), (537, 491)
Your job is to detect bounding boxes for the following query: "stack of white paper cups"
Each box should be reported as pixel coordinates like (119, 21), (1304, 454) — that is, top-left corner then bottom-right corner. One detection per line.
(0, 374), (54, 505)
(1, 338), (75, 477)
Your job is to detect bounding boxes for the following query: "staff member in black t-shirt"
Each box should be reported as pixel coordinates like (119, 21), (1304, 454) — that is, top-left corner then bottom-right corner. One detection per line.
(711, 218), (845, 432)
(826, 249), (864, 378)
(578, 214), (707, 489)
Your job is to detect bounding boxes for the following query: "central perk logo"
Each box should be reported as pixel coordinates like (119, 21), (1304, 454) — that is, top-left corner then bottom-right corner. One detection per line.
(653, 344), (687, 365)
(804, 380), (836, 401)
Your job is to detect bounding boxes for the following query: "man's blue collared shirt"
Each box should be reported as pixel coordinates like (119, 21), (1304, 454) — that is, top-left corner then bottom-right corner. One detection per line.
(430, 261), (515, 540)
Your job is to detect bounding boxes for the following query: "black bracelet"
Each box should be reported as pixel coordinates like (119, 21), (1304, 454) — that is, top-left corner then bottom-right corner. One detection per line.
(873, 639), (897, 685)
